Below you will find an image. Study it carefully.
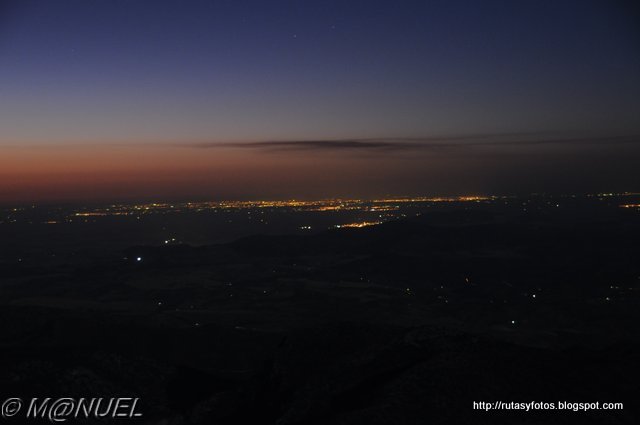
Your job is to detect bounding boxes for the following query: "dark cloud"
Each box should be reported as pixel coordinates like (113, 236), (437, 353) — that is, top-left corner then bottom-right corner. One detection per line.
(4, 133), (638, 153)
(181, 134), (640, 152)
(190, 139), (415, 151)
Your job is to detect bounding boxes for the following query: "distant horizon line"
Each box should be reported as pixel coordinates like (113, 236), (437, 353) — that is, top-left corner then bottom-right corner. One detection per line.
(2, 191), (639, 209)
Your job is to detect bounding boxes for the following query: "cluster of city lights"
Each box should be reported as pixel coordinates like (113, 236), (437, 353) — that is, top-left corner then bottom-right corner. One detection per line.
(333, 221), (383, 228)
(63, 196), (496, 219)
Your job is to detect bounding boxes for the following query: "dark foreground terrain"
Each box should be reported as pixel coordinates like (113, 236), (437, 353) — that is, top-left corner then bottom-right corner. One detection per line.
(1, 198), (639, 424)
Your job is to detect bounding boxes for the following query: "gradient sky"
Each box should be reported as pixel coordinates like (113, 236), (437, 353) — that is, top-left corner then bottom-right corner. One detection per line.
(1, 0), (639, 203)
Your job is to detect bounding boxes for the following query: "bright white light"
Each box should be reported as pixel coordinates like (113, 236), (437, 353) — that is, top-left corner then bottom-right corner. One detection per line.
(136, 257), (142, 262)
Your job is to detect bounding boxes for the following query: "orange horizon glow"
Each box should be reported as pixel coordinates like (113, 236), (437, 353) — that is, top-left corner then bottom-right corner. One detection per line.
(2, 140), (638, 204)
(0, 144), (424, 203)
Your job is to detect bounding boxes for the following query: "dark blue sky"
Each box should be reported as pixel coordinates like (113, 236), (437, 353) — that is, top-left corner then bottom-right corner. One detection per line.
(0, 1), (639, 201)
(2, 0), (638, 143)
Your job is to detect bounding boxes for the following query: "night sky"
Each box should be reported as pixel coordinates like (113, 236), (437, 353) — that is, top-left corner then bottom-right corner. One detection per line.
(1, 0), (639, 203)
